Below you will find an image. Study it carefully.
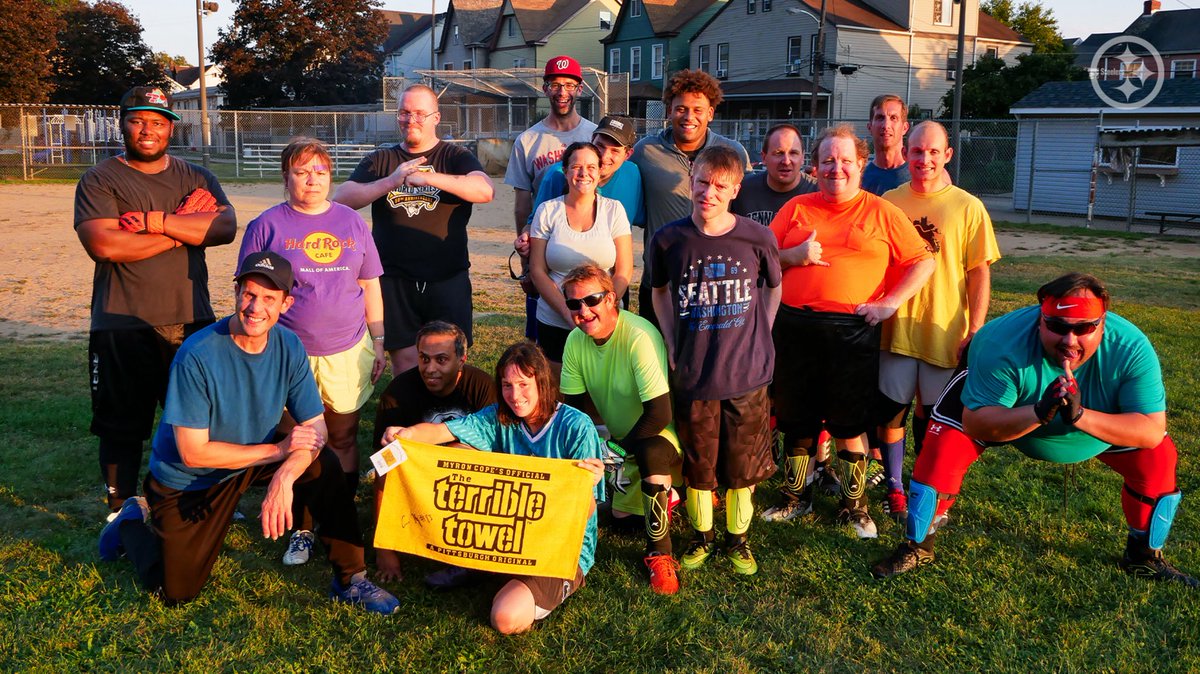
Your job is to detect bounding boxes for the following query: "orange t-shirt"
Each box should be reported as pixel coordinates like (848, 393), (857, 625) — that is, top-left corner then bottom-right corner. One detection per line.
(769, 191), (931, 313)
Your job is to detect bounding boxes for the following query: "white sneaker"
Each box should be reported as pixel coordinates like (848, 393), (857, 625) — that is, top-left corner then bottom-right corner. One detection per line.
(283, 530), (314, 566)
(838, 507), (878, 539)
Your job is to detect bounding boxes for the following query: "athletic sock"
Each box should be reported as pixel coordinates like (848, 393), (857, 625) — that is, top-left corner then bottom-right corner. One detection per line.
(725, 487), (753, 535)
(882, 438), (906, 491)
(641, 482), (672, 555)
(686, 487), (713, 533)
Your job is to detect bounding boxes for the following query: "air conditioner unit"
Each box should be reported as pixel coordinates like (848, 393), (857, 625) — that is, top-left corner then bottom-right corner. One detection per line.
(716, 68), (727, 79)
(785, 63), (799, 75)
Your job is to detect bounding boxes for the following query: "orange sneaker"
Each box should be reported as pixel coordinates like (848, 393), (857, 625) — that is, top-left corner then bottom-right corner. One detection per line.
(644, 553), (681, 595)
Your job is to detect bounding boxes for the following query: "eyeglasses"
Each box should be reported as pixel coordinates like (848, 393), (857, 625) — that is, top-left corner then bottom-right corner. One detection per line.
(397, 111), (437, 122)
(507, 250), (526, 281)
(546, 83), (581, 94)
(565, 291), (608, 311)
(1042, 315), (1102, 336)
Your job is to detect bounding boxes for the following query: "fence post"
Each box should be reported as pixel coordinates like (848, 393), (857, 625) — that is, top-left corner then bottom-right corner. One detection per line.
(333, 113), (340, 173)
(1025, 121), (1037, 224)
(1126, 146), (1140, 232)
(234, 110), (241, 178)
(20, 106), (29, 181)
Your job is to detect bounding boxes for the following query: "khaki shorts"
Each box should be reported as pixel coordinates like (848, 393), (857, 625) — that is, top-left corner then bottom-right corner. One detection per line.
(308, 332), (375, 414)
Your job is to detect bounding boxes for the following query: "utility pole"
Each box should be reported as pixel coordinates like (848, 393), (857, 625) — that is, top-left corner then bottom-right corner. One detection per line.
(808, 0), (827, 131)
(430, 0), (436, 70)
(951, 0), (966, 183)
(197, 0), (219, 168)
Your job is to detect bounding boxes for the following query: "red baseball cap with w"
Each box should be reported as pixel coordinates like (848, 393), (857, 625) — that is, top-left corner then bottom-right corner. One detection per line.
(544, 55), (583, 82)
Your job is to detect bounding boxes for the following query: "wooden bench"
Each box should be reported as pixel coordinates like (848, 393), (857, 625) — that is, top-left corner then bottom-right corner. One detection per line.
(1145, 211), (1200, 234)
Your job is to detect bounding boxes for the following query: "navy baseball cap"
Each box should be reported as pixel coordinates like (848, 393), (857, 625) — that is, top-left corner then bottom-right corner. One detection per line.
(235, 251), (295, 294)
(120, 86), (181, 121)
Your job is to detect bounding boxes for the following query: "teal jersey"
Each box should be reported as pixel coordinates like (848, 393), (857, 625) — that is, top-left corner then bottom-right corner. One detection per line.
(962, 305), (1166, 463)
(446, 403), (605, 573)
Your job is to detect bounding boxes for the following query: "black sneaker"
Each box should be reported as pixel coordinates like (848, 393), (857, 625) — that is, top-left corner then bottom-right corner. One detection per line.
(872, 541), (935, 578)
(1120, 548), (1199, 588)
(425, 564), (487, 591)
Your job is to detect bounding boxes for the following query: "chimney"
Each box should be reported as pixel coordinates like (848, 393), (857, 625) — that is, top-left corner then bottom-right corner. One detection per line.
(1143, 0), (1160, 15)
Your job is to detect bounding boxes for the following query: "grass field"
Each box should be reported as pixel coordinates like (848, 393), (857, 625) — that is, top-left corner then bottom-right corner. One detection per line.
(2, 247), (1199, 672)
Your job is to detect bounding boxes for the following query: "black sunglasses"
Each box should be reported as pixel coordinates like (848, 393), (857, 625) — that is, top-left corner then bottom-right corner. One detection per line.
(565, 291), (609, 311)
(1042, 315), (1102, 336)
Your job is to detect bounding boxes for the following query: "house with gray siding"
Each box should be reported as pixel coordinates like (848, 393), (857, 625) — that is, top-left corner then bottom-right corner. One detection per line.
(437, 0), (506, 71)
(1075, 2), (1200, 82)
(382, 11), (445, 79)
(1009, 78), (1200, 223)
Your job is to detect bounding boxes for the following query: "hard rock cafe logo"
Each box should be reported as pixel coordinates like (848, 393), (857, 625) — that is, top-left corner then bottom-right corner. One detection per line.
(386, 185), (440, 217)
(433, 474), (547, 554)
(1089, 35), (1164, 110)
(284, 231), (354, 264)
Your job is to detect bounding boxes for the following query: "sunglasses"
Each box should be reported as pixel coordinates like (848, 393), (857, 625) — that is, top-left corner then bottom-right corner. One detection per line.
(565, 291), (609, 311)
(1042, 315), (1102, 336)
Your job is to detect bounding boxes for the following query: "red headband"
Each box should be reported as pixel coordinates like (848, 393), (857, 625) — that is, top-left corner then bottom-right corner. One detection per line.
(1041, 295), (1105, 320)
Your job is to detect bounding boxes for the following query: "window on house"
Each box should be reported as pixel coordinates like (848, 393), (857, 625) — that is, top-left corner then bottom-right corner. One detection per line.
(748, 0), (756, 14)
(787, 36), (803, 73)
(609, 48), (621, 74)
(985, 47), (998, 60)
(444, 62), (453, 69)
(507, 17), (515, 37)
(1122, 58), (1144, 80)
(463, 60), (473, 70)
(652, 43), (664, 79)
(631, 46), (642, 80)
(934, 0), (952, 26)
(717, 43), (729, 76)
(513, 57), (527, 68)
(947, 50), (958, 80)
(453, 25), (460, 44)
(762, 0), (772, 10)
(1172, 59), (1197, 78)
(698, 45), (710, 73)
(1104, 146), (1180, 169)
(630, 0), (641, 18)
(600, 10), (612, 30)
(809, 33), (820, 75)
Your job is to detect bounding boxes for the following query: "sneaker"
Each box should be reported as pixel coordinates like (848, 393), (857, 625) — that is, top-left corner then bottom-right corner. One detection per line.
(761, 489), (814, 523)
(872, 541), (935, 578)
(330, 572), (401, 615)
(883, 489), (908, 523)
(282, 530), (314, 566)
(1120, 548), (1200, 588)
(726, 538), (758, 576)
(644, 553), (681, 594)
(231, 509), (246, 523)
(837, 506), (878, 539)
(680, 533), (719, 570)
(99, 496), (148, 562)
(425, 565), (486, 591)
(865, 460), (886, 489)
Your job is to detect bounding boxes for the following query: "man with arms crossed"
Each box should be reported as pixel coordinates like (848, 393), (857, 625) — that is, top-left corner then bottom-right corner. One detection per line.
(335, 84), (494, 375)
(75, 86), (236, 522)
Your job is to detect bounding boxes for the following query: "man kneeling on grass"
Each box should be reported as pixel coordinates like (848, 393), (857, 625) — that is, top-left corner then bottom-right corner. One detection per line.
(99, 252), (400, 614)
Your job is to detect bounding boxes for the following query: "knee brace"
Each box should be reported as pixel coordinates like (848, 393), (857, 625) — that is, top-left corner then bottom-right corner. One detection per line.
(907, 480), (941, 544)
(1128, 486), (1182, 550)
(631, 436), (679, 479)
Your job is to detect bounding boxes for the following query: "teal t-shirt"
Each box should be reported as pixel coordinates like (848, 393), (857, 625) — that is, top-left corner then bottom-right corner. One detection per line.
(962, 305), (1166, 463)
(445, 403), (605, 574)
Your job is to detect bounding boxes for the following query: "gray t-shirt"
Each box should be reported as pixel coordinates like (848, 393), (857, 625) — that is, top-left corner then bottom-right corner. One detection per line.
(730, 172), (819, 226)
(74, 156), (230, 331)
(504, 118), (598, 193)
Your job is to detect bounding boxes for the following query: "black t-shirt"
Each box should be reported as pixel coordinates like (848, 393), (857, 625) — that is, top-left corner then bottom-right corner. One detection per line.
(372, 363), (496, 447)
(73, 156), (230, 330)
(729, 172), (819, 226)
(347, 142), (485, 281)
(648, 215), (782, 401)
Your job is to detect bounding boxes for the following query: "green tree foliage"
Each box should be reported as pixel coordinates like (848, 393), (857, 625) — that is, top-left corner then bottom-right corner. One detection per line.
(941, 52), (1087, 118)
(156, 52), (191, 70)
(212, 0), (388, 108)
(982, 0), (1066, 53)
(49, 0), (168, 104)
(0, 0), (66, 102)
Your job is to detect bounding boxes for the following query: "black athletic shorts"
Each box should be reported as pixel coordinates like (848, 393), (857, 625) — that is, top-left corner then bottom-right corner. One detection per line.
(380, 270), (473, 351)
(535, 321), (571, 362)
(674, 386), (774, 490)
(772, 306), (880, 439)
(88, 322), (210, 442)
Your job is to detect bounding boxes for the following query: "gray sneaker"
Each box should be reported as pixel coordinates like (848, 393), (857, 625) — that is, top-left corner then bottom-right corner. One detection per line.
(283, 530), (314, 566)
(761, 489), (814, 523)
(838, 506), (878, 539)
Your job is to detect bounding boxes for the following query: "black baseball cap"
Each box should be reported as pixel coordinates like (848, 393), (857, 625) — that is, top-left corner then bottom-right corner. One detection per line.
(120, 86), (181, 121)
(235, 251), (295, 294)
(594, 115), (636, 148)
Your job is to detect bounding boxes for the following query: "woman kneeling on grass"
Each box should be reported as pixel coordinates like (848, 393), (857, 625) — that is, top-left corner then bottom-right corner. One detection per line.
(381, 341), (605, 634)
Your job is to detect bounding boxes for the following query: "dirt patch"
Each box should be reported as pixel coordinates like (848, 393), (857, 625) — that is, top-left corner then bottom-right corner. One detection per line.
(1, 181), (1197, 341)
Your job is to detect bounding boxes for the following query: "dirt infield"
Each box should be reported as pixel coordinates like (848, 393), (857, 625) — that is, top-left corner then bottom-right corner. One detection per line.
(1, 181), (1197, 340)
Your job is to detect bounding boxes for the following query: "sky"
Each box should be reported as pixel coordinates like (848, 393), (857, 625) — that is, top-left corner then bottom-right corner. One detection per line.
(121, 0), (1189, 61)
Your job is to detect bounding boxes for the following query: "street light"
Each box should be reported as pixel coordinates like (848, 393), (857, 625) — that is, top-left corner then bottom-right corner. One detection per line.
(197, 0), (218, 168)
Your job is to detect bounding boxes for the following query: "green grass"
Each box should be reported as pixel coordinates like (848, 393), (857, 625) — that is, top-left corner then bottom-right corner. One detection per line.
(2, 255), (1200, 672)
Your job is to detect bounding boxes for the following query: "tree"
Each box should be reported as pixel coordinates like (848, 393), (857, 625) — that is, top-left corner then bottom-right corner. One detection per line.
(0, 0), (66, 102)
(211, 0), (388, 108)
(941, 52), (1087, 118)
(156, 52), (190, 70)
(49, 0), (169, 104)
(982, 0), (1066, 54)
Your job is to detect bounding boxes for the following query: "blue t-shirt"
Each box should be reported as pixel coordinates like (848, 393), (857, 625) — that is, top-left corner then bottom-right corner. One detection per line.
(531, 160), (645, 228)
(445, 403), (605, 574)
(962, 305), (1166, 463)
(862, 162), (908, 196)
(149, 318), (324, 491)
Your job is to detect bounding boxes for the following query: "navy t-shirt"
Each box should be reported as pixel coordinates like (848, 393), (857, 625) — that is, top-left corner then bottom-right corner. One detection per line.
(861, 162), (908, 196)
(649, 215), (782, 401)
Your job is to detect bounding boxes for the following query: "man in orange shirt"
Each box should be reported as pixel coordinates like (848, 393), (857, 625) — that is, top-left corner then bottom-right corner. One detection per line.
(762, 125), (934, 538)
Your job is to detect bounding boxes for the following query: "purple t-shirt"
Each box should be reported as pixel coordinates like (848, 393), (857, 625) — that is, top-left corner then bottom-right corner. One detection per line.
(238, 201), (383, 356)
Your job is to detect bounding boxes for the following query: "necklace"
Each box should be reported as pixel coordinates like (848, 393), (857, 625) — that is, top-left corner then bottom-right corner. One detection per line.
(118, 153), (171, 171)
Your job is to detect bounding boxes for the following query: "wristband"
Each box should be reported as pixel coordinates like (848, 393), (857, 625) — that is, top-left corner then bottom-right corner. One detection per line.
(146, 211), (166, 235)
(372, 335), (385, 342)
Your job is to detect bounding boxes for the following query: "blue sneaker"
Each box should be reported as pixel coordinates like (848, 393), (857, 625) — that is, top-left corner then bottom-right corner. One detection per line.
(330, 572), (400, 615)
(98, 496), (148, 561)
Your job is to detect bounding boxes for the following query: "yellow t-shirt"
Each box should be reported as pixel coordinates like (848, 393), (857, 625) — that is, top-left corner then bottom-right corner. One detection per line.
(881, 184), (1002, 368)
